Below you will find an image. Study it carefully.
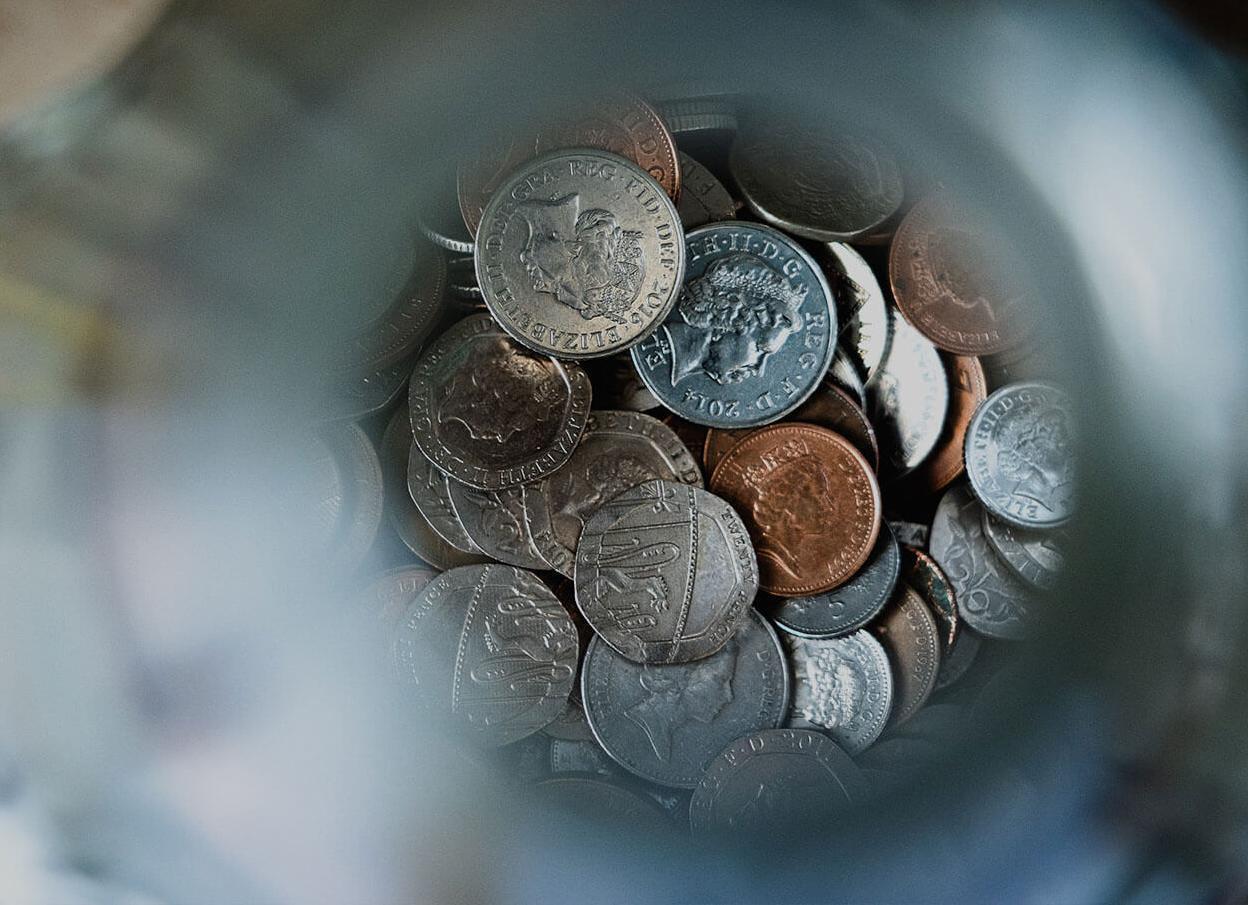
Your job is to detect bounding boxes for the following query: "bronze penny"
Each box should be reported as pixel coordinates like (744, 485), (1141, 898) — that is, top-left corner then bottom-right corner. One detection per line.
(701, 427), (751, 476)
(457, 95), (680, 237)
(889, 191), (1029, 355)
(871, 584), (942, 726)
(906, 353), (987, 492)
(709, 424), (882, 596)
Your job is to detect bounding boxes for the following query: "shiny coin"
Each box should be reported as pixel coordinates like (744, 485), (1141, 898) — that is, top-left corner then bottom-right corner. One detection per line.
(394, 564), (578, 746)
(901, 544), (958, 649)
(965, 381), (1076, 529)
(676, 151), (738, 229)
(709, 424), (881, 596)
(408, 314), (592, 490)
(871, 585), (942, 726)
(822, 242), (891, 380)
(407, 444), (484, 554)
(689, 728), (866, 836)
(770, 524), (900, 639)
(981, 512), (1066, 591)
(534, 776), (670, 830)
(781, 629), (893, 754)
(418, 220), (474, 255)
(574, 480), (758, 664)
(581, 609), (789, 788)
(302, 423), (383, 575)
(929, 484), (1032, 640)
(524, 410), (702, 577)
(475, 149), (685, 360)
(657, 95), (739, 135)
(445, 482), (551, 571)
(830, 344), (868, 409)
(630, 221), (836, 428)
(906, 353), (988, 492)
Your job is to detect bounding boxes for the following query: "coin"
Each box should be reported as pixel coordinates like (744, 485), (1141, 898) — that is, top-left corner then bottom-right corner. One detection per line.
(822, 242), (891, 380)
(689, 728), (867, 836)
(524, 410), (702, 577)
(866, 307), (949, 479)
(709, 424), (881, 596)
(964, 381), (1076, 529)
(657, 95), (739, 135)
(906, 353), (988, 492)
(475, 149), (685, 360)
(457, 96), (680, 237)
(445, 482), (551, 571)
(574, 479), (758, 664)
(889, 191), (1029, 355)
(547, 738), (618, 777)
(901, 544), (958, 649)
(393, 563), (579, 746)
(630, 221), (836, 428)
(354, 564), (438, 633)
(660, 413), (709, 470)
(533, 777), (670, 830)
(769, 523), (900, 639)
(418, 220), (475, 255)
(587, 354), (661, 411)
(701, 428), (749, 476)
(980, 511), (1066, 591)
(321, 355), (414, 422)
(408, 314), (592, 490)
(541, 698), (596, 744)
(871, 585), (942, 726)
(888, 520), (929, 548)
(676, 151), (738, 229)
(781, 629), (894, 754)
(929, 484), (1032, 640)
(934, 626), (981, 691)
(581, 609), (789, 788)
(406, 444), (484, 554)
(306, 422), (383, 574)
(830, 344), (868, 409)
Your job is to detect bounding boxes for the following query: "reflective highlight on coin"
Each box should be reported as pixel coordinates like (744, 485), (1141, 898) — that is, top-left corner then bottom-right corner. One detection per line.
(782, 629), (893, 754)
(866, 308), (949, 479)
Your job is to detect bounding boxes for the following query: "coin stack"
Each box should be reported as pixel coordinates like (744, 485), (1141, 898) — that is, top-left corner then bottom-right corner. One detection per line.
(327, 93), (1076, 837)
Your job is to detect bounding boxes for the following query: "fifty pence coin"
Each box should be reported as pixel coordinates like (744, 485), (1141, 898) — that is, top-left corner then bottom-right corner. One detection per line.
(408, 314), (592, 490)
(630, 221), (836, 429)
(676, 151), (738, 229)
(981, 512), (1066, 591)
(581, 609), (789, 789)
(407, 443), (484, 554)
(445, 482), (551, 571)
(574, 480), (758, 664)
(821, 242), (891, 381)
(964, 381), (1076, 529)
(781, 629), (894, 754)
(394, 564), (579, 746)
(906, 353), (988, 492)
(871, 585), (942, 726)
(475, 149), (685, 360)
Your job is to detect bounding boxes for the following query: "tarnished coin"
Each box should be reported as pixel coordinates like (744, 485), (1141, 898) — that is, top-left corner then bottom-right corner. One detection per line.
(770, 524), (900, 639)
(301, 423), (383, 575)
(581, 609), (789, 788)
(901, 544), (958, 649)
(822, 242), (891, 380)
(781, 629), (894, 754)
(689, 728), (867, 836)
(871, 585), (942, 726)
(547, 738), (618, 777)
(907, 353), (988, 492)
(889, 191), (1030, 355)
(394, 564), (578, 746)
(965, 381), (1076, 529)
(354, 565), (438, 633)
(524, 411), (702, 577)
(786, 382), (881, 473)
(574, 480), (757, 664)
(709, 424), (881, 596)
(321, 354), (414, 422)
(458, 96), (680, 237)
(889, 520), (930, 548)
(475, 149), (685, 360)
(929, 484), (1032, 640)
(730, 121), (904, 242)
(630, 221), (836, 428)
(676, 151), (738, 229)
(445, 482), (551, 571)
(981, 512), (1066, 591)
(702, 428), (751, 477)
(866, 308), (949, 479)
(407, 444), (484, 554)
(408, 314), (592, 490)
(533, 777), (670, 830)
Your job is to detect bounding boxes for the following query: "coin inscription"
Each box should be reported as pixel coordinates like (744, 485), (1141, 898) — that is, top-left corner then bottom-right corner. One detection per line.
(782, 629), (894, 754)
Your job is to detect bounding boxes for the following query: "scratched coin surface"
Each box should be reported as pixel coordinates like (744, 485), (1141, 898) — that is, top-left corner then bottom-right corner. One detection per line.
(574, 479), (758, 664)
(770, 523), (900, 639)
(524, 410), (702, 577)
(781, 629), (894, 754)
(445, 482), (551, 571)
(965, 381), (1076, 529)
(408, 314), (592, 490)
(822, 242), (891, 381)
(630, 221), (836, 428)
(981, 512), (1067, 591)
(929, 484), (1032, 640)
(871, 584), (942, 725)
(475, 149), (685, 360)
(407, 443), (484, 554)
(393, 564), (579, 746)
(581, 609), (789, 788)
(709, 424), (881, 596)
(907, 353), (988, 492)
(689, 728), (867, 836)
(676, 151), (738, 229)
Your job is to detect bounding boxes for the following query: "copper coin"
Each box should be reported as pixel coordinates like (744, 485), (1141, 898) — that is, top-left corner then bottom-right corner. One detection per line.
(871, 584), (941, 726)
(906, 353), (987, 492)
(900, 544), (958, 649)
(889, 192), (1030, 355)
(701, 427), (751, 476)
(457, 96), (680, 237)
(709, 424), (882, 596)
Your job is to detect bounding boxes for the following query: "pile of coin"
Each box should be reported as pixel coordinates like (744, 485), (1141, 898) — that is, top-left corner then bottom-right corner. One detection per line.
(323, 93), (1076, 837)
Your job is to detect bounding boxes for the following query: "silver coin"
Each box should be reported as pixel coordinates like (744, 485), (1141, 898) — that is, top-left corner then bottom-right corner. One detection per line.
(525, 411), (702, 577)
(408, 314), (592, 490)
(587, 354), (662, 411)
(303, 423), (383, 575)
(866, 308), (949, 479)
(353, 564), (439, 634)
(548, 738), (618, 777)
(980, 511), (1066, 590)
(871, 585), (942, 726)
(676, 151), (738, 229)
(541, 698), (596, 743)
(475, 149), (685, 360)
(929, 484), (1032, 640)
(770, 524), (900, 639)
(781, 629), (893, 755)
(321, 355), (413, 422)
(822, 242), (891, 381)
(965, 381), (1076, 529)
(657, 95), (739, 135)
(689, 728), (867, 836)
(393, 564), (578, 746)
(533, 776), (670, 830)
(581, 609), (789, 788)
(829, 345), (868, 409)
(574, 479), (758, 664)
(630, 222), (836, 428)
(406, 444), (484, 554)
(445, 482), (551, 571)
(418, 219), (475, 255)
(888, 520), (930, 548)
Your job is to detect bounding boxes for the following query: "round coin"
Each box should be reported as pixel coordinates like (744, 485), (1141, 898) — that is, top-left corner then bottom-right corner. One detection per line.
(822, 242), (891, 380)
(981, 512), (1066, 591)
(901, 544), (959, 649)
(354, 565), (439, 634)
(781, 629), (894, 754)
(408, 314), (592, 490)
(965, 381), (1076, 529)
(830, 344), (868, 409)
(906, 353), (988, 492)
(393, 564), (579, 746)
(307, 423), (383, 575)
(630, 221), (836, 428)
(445, 482), (551, 571)
(475, 149), (685, 360)
(407, 443), (484, 554)
(321, 354), (414, 422)
(934, 627), (981, 692)
(581, 609), (789, 788)
(709, 424), (881, 596)
(676, 151), (738, 229)
(574, 480), (758, 664)
(524, 410), (702, 577)
(866, 308), (949, 480)
(786, 382), (881, 473)
(871, 585), (942, 725)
